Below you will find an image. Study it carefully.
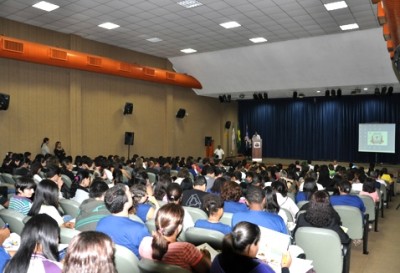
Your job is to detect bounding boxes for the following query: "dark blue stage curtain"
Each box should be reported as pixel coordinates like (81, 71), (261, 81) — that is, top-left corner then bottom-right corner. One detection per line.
(238, 94), (400, 163)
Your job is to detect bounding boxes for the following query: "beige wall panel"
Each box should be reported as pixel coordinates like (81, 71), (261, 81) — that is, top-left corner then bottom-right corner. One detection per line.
(0, 18), (238, 160)
(0, 59), (70, 156)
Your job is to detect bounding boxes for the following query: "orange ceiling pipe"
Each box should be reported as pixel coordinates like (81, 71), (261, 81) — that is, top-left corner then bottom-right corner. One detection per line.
(0, 35), (202, 89)
(382, 0), (400, 51)
(377, 2), (387, 25)
(383, 23), (391, 40)
(387, 40), (394, 51)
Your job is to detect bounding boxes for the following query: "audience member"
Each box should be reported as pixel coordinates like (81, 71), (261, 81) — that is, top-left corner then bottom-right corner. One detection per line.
(96, 183), (150, 258)
(130, 183), (159, 222)
(28, 179), (72, 227)
(220, 181), (247, 213)
(70, 169), (91, 203)
(75, 178), (110, 231)
(271, 180), (299, 220)
(139, 203), (211, 273)
(62, 231), (117, 273)
(41, 137), (50, 156)
(4, 214), (62, 273)
(293, 191), (350, 245)
(232, 186), (288, 234)
(195, 194), (231, 235)
(8, 177), (36, 215)
(360, 177), (380, 203)
(211, 221), (291, 273)
(330, 179), (365, 214)
(181, 175), (209, 209)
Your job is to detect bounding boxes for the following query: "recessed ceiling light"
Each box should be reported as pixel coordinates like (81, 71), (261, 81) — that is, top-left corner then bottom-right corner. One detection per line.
(324, 1), (348, 11)
(177, 0), (203, 9)
(249, 37), (267, 43)
(340, 23), (359, 31)
(32, 1), (59, 12)
(98, 22), (120, 30)
(364, 87), (368, 91)
(316, 90), (321, 93)
(146, 37), (163, 43)
(220, 21), (241, 29)
(181, 48), (197, 54)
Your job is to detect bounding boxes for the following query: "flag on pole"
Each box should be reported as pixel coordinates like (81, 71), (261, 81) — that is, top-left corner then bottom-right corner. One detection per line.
(232, 126), (236, 153)
(245, 124), (251, 150)
(237, 127), (241, 151)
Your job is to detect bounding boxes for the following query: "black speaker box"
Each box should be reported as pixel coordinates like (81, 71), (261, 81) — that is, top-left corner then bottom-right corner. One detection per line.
(225, 121), (231, 129)
(205, 136), (212, 146)
(0, 93), (10, 111)
(176, 108), (186, 118)
(124, 132), (134, 145)
(123, 102), (133, 115)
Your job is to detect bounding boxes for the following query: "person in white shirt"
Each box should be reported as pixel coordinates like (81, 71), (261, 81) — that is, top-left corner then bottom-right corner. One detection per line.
(40, 137), (50, 156)
(213, 145), (225, 160)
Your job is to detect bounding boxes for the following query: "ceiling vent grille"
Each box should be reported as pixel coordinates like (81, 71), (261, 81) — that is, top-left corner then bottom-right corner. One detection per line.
(87, 56), (102, 67)
(144, 67), (155, 76)
(50, 49), (67, 61)
(2, 39), (24, 53)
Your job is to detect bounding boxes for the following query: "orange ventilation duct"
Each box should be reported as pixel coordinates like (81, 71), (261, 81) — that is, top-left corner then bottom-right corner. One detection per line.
(0, 35), (202, 89)
(381, 0), (400, 50)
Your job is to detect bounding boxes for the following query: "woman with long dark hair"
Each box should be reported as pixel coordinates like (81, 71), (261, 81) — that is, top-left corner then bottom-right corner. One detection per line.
(4, 214), (61, 273)
(211, 221), (291, 273)
(139, 203), (211, 273)
(28, 179), (69, 226)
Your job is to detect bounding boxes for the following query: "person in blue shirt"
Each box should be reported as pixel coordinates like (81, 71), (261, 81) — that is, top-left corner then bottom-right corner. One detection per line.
(195, 194), (231, 235)
(96, 183), (150, 258)
(330, 179), (366, 214)
(221, 181), (248, 213)
(232, 186), (288, 234)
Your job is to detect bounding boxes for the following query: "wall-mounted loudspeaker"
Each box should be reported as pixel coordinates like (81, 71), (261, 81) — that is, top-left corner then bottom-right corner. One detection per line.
(225, 121), (231, 129)
(205, 136), (212, 146)
(0, 93), (10, 111)
(176, 108), (186, 118)
(124, 132), (134, 145)
(123, 102), (133, 115)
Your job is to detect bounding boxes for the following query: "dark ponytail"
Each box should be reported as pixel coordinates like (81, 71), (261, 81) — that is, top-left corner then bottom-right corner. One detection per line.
(222, 221), (260, 255)
(151, 203), (184, 260)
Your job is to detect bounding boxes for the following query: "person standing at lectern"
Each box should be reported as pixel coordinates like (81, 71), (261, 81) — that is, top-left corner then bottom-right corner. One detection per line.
(214, 145), (225, 160)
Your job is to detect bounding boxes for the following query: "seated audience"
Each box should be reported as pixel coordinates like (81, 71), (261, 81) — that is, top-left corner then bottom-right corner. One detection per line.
(75, 178), (110, 231)
(28, 179), (72, 227)
(181, 175), (209, 209)
(195, 194), (232, 235)
(96, 183), (150, 258)
(130, 183), (159, 222)
(271, 180), (299, 220)
(232, 186), (288, 234)
(8, 177), (36, 215)
(62, 231), (117, 273)
(4, 214), (62, 273)
(139, 203), (211, 273)
(295, 177), (318, 204)
(211, 221), (291, 273)
(330, 179), (365, 214)
(207, 176), (227, 195)
(220, 181), (247, 213)
(359, 177), (380, 203)
(293, 191), (351, 245)
(70, 169), (91, 204)
(166, 183), (194, 230)
(264, 186), (288, 225)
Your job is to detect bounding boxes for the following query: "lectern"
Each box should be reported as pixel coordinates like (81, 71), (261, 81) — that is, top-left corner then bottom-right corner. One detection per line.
(252, 133), (262, 162)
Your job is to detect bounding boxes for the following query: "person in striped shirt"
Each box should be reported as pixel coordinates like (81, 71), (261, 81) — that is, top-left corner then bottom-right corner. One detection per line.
(8, 177), (36, 215)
